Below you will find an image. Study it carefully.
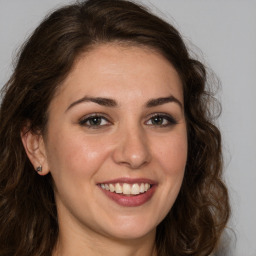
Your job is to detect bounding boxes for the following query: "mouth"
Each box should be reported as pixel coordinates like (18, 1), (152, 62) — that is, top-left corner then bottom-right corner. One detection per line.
(99, 182), (152, 196)
(97, 178), (157, 207)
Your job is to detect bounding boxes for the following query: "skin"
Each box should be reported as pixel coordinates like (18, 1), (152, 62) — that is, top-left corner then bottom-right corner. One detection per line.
(22, 44), (188, 256)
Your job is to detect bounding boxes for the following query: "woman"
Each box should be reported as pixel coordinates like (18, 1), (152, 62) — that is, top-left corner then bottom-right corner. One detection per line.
(0, 0), (230, 255)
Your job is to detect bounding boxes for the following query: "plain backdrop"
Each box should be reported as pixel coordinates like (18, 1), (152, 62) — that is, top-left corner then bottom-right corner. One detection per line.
(0, 1), (255, 255)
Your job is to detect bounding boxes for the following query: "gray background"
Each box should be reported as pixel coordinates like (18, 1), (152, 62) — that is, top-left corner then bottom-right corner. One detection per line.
(0, 1), (255, 255)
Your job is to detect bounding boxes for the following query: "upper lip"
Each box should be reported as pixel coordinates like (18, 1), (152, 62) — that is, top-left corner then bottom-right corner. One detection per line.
(97, 177), (157, 185)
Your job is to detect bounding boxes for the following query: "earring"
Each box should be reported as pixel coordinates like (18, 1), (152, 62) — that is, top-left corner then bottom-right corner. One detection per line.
(36, 165), (42, 172)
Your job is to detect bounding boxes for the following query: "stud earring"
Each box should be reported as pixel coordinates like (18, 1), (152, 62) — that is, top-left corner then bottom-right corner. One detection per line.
(36, 166), (42, 172)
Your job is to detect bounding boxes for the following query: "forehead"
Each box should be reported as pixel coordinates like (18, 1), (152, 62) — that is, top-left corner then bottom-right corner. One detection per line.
(52, 43), (183, 106)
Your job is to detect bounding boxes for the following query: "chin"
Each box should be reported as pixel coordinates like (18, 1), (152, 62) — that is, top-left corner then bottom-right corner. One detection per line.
(102, 215), (157, 241)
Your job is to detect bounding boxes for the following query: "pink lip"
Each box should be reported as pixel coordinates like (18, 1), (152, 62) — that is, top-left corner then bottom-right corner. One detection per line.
(97, 177), (157, 207)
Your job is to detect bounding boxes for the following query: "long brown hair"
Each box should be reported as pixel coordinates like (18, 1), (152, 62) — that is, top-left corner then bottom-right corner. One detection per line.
(0, 0), (230, 255)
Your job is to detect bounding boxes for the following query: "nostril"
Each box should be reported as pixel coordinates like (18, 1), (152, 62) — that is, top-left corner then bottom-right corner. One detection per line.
(111, 127), (152, 169)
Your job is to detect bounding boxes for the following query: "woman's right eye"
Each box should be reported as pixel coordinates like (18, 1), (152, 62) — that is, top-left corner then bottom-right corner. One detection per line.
(79, 115), (110, 128)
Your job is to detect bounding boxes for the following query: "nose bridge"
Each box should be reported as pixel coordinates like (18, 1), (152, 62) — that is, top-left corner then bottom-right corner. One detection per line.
(113, 120), (151, 169)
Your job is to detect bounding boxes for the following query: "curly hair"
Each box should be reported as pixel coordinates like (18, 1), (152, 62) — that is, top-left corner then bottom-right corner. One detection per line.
(0, 0), (230, 255)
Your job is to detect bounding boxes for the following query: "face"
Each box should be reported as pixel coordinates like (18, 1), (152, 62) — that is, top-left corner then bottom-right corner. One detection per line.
(39, 44), (187, 241)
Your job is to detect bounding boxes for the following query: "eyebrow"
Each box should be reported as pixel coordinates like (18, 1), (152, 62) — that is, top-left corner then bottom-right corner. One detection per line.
(66, 96), (117, 112)
(145, 95), (183, 109)
(66, 94), (182, 112)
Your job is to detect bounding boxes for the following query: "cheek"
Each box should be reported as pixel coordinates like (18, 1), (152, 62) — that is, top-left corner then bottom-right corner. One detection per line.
(148, 133), (187, 222)
(154, 133), (187, 177)
(45, 129), (109, 180)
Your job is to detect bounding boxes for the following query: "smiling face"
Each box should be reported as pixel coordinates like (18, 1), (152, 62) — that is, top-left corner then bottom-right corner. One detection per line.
(27, 44), (187, 245)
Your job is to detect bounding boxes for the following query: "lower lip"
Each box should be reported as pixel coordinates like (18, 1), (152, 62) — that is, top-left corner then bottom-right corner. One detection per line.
(99, 185), (157, 207)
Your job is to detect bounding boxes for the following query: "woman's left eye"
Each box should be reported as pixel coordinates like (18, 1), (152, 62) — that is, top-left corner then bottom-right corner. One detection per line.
(79, 115), (110, 128)
(146, 114), (177, 127)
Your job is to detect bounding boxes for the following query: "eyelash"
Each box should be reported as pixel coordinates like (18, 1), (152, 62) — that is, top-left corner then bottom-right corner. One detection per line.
(79, 113), (177, 129)
(146, 113), (178, 127)
(79, 113), (111, 128)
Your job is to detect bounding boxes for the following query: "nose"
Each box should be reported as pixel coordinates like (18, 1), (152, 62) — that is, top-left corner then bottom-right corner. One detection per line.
(112, 126), (152, 169)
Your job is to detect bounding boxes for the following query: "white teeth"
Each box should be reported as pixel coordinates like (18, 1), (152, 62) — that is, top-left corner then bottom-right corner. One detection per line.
(131, 184), (140, 195)
(115, 183), (122, 193)
(145, 183), (150, 191)
(100, 182), (151, 195)
(139, 183), (145, 193)
(123, 183), (131, 195)
(109, 184), (115, 192)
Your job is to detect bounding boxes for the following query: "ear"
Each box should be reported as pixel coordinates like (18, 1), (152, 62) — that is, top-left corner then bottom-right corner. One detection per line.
(21, 127), (50, 176)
